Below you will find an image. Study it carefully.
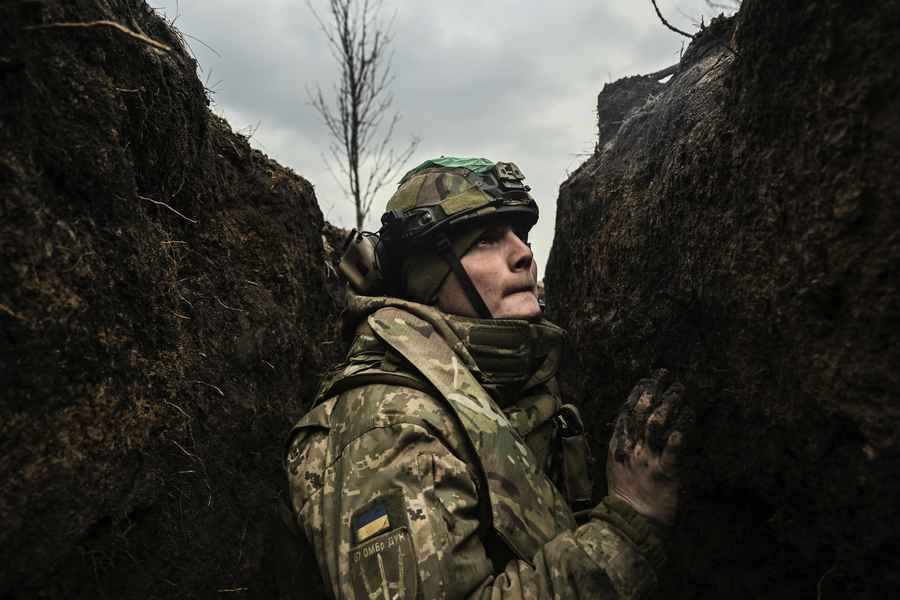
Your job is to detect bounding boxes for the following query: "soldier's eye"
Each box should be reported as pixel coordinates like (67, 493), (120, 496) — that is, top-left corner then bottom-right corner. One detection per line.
(476, 228), (504, 247)
(476, 236), (499, 247)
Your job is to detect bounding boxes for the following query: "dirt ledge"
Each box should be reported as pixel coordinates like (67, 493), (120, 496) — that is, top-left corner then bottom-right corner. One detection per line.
(1, 1), (336, 597)
(546, 3), (900, 598)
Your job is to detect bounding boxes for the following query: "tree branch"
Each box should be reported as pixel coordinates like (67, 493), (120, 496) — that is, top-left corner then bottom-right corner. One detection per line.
(649, 0), (695, 40)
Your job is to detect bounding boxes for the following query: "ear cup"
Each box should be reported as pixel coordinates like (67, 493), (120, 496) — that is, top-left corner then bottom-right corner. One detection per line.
(338, 230), (388, 295)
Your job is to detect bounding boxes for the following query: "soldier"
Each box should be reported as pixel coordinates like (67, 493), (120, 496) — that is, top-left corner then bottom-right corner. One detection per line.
(285, 157), (690, 599)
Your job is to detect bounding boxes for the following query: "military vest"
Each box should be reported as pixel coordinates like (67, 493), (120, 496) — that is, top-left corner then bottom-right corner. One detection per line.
(291, 303), (592, 563)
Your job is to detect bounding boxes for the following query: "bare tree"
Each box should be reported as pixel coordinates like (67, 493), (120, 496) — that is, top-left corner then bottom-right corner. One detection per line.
(307, 0), (420, 230)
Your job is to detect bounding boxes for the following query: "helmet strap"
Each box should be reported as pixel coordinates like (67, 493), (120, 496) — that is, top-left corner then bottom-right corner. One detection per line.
(436, 235), (493, 319)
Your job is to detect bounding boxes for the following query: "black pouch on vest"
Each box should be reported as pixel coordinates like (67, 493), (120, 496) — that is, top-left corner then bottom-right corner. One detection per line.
(555, 403), (594, 510)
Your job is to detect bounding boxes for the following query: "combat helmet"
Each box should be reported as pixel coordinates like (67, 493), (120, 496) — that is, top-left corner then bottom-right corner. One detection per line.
(338, 156), (539, 318)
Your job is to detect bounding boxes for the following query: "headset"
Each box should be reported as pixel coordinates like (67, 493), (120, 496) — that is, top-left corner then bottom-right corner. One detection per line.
(337, 229), (390, 295)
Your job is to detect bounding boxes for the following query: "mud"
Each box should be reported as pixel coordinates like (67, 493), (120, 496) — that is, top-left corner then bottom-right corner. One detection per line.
(1, 1), (336, 597)
(546, 2), (900, 598)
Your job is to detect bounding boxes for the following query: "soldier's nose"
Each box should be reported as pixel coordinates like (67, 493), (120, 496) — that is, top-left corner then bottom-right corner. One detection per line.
(508, 231), (533, 272)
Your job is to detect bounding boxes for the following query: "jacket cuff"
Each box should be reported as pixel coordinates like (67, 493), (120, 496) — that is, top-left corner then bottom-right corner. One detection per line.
(590, 496), (667, 571)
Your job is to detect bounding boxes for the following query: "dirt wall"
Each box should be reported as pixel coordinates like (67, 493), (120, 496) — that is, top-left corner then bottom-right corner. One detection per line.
(1, 1), (335, 597)
(546, 2), (899, 599)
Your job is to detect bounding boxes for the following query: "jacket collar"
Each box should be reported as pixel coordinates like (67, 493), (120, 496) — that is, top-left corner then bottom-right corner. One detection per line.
(343, 292), (564, 406)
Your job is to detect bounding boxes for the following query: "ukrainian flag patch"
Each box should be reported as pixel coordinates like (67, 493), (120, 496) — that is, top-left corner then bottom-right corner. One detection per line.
(348, 491), (418, 599)
(353, 504), (391, 543)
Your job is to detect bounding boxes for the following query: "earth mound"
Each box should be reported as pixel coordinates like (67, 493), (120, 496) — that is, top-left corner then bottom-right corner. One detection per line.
(546, 2), (899, 598)
(1, 1), (335, 597)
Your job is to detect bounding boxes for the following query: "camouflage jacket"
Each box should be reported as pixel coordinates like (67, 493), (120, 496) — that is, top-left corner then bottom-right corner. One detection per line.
(285, 295), (664, 599)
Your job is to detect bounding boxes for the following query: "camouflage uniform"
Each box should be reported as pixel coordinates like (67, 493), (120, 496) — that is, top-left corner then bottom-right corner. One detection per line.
(285, 295), (666, 599)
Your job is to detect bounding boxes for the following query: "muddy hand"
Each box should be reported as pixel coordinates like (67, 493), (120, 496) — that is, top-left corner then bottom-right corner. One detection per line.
(607, 368), (691, 526)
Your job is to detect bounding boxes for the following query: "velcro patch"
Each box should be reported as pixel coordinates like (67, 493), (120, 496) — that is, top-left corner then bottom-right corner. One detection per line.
(351, 491), (410, 545)
(353, 504), (391, 543)
(350, 527), (417, 600)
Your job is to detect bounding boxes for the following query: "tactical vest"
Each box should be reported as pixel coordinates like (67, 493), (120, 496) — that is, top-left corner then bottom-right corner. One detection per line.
(291, 305), (592, 563)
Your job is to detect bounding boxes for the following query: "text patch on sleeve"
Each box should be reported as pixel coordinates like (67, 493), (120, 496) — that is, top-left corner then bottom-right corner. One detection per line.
(350, 527), (417, 600)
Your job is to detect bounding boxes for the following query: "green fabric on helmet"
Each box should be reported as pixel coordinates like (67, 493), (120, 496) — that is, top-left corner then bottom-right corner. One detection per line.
(386, 167), (493, 214)
(401, 225), (485, 303)
(398, 156), (496, 185)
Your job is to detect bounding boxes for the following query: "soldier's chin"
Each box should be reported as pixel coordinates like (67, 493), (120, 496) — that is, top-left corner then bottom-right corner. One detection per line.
(495, 291), (541, 319)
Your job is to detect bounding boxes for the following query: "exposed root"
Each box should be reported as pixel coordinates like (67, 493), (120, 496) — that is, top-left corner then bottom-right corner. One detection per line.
(215, 296), (248, 313)
(25, 20), (172, 52)
(171, 439), (200, 462)
(0, 303), (27, 321)
(192, 380), (225, 397)
(137, 194), (198, 224)
(163, 400), (191, 420)
(649, 0), (696, 39)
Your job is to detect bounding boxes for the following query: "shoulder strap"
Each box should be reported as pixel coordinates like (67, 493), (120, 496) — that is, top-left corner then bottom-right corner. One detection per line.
(318, 369), (434, 402)
(368, 307), (573, 562)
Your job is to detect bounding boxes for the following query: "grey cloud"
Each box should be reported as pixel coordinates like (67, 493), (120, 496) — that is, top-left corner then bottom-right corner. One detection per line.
(151, 0), (729, 267)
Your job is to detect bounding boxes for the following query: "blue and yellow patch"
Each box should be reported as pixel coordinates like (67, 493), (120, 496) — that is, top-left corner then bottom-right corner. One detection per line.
(349, 491), (418, 599)
(351, 491), (410, 545)
(353, 504), (391, 543)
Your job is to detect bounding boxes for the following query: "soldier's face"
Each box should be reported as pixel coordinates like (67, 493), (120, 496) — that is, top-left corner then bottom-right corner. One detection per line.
(436, 223), (540, 318)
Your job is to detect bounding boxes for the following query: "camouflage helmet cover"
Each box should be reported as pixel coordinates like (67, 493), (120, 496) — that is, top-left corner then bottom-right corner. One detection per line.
(380, 157), (538, 303)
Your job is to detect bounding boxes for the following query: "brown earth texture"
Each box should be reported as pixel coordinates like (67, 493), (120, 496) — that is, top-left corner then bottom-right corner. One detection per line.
(1, 0), (336, 597)
(546, 2), (899, 599)
(2, 0), (899, 599)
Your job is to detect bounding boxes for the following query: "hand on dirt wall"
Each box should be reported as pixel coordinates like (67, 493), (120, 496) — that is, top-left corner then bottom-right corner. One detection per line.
(607, 369), (692, 526)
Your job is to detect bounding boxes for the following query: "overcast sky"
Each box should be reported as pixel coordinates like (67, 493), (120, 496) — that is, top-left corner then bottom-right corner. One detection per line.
(150, 0), (733, 272)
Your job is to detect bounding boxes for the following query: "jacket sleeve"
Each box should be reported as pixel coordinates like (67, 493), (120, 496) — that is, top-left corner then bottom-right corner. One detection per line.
(287, 404), (663, 600)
